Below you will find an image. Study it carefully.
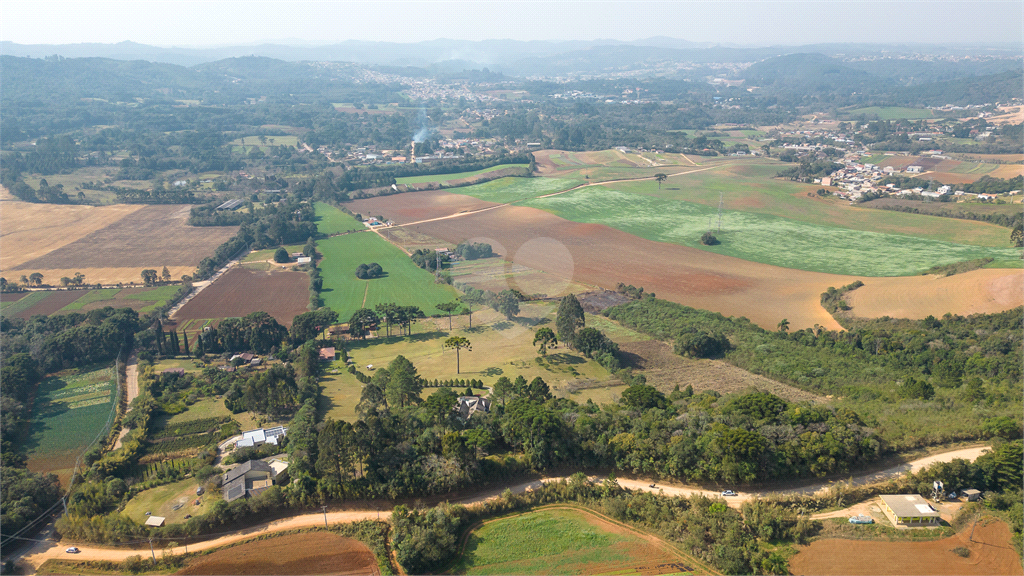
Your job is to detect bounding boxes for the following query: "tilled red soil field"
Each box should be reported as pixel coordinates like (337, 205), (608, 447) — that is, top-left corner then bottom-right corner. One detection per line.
(350, 194), (849, 331)
(789, 520), (1023, 576)
(172, 266), (309, 327)
(176, 531), (378, 575)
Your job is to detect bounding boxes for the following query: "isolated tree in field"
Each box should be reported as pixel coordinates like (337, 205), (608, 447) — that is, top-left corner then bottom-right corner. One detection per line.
(556, 294), (585, 348)
(161, 266), (171, 283)
(386, 355), (423, 408)
(19, 275), (28, 286)
(1012, 222), (1023, 247)
(375, 303), (398, 337)
(700, 231), (719, 246)
(654, 173), (667, 189)
(496, 290), (520, 320)
(777, 318), (790, 334)
(444, 336), (472, 374)
(60, 277), (71, 287)
(140, 269), (158, 286)
(532, 327), (557, 356)
(460, 305), (473, 328)
(436, 300), (461, 330)
(28, 272), (43, 286)
(274, 247), (290, 263)
(72, 272), (85, 286)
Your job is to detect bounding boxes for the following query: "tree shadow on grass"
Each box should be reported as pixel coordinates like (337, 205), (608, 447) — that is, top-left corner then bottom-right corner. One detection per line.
(345, 330), (446, 350)
(463, 325), (489, 334)
(481, 367), (504, 377)
(545, 353), (586, 366)
(514, 316), (549, 328)
(491, 321), (514, 331)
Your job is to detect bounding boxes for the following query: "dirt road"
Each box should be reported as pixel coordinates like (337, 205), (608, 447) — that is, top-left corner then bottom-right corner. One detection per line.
(111, 352), (139, 451)
(15, 445), (990, 572)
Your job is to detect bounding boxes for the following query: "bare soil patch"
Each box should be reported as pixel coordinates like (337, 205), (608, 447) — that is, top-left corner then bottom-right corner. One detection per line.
(13, 205), (237, 273)
(847, 269), (1023, 320)
(577, 290), (633, 313)
(619, 340), (825, 403)
(789, 519), (1023, 576)
(172, 266), (308, 327)
(0, 292), (28, 304)
(177, 531), (378, 575)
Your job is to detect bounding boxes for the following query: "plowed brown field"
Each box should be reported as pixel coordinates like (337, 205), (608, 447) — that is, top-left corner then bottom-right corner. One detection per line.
(789, 520), (1023, 576)
(172, 266), (308, 327)
(349, 191), (1024, 330)
(176, 531), (377, 575)
(847, 268), (1023, 319)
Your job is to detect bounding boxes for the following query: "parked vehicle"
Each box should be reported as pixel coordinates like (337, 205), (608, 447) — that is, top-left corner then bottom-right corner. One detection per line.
(721, 490), (738, 497)
(849, 515), (874, 524)
(65, 547), (80, 554)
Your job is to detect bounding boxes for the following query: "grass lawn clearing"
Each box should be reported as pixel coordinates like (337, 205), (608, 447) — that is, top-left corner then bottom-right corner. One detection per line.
(166, 398), (234, 426)
(24, 365), (117, 485)
(318, 230), (458, 321)
(396, 164), (529, 184)
(451, 507), (696, 575)
(122, 478), (216, 525)
(315, 201), (364, 235)
(243, 244), (304, 263)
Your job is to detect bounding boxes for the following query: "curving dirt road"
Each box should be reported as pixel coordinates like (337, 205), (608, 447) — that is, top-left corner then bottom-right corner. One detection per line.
(15, 445), (991, 572)
(111, 352), (139, 451)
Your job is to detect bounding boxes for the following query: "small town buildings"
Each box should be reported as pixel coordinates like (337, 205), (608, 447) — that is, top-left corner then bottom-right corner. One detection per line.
(906, 165), (923, 173)
(962, 489), (981, 502)
(879, 494), (941, 527)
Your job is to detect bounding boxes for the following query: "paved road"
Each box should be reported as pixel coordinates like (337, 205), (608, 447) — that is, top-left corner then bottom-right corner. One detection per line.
(15, 445), (990, 572)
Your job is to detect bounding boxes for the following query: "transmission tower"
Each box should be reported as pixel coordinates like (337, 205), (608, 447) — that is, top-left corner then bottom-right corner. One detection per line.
(435, 251), (442, 281)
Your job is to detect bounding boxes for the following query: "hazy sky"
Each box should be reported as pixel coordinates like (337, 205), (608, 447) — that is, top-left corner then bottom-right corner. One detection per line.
(2, 1), (1022, 46)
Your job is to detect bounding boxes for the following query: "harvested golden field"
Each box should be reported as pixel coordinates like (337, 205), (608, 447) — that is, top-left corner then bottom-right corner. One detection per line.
(0, 200), (144, 270)
(847, 268), (1023, 320)
(4, 201), (237, 285)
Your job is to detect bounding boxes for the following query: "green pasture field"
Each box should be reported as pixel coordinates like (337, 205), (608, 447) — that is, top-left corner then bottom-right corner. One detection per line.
(318, 371), (363, 422)
(119, 286), (181, 312)
(0, 291), (51, 317)
(846, 107), (933, 120)
(395, 164), (529, 184)
(315, 201), (365, 235)
(450, 508), (696, 575)
(25, 366), (116, 485)
(597, 161), (1015, 248)
(318, 231), (458, 321)
(122, 477), (216, 525)
(59, 289), (120, 310)
(450, 177), (582, 205)
(949, 162), (997, 175)
(228, 135), (298, 153)
(524, 186), (1022, 276)
(860, 154), (887, 165)
(243, 244), (304, 262)
(23, 166), (121, 204)
(336, 304), (613, 402)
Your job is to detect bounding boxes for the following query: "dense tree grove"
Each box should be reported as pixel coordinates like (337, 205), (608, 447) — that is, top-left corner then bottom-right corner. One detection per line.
(605, 298), (1023, 448)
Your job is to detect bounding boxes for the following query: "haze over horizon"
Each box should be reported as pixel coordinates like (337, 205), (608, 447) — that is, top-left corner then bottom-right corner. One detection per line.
(3, 0), (1022, 48)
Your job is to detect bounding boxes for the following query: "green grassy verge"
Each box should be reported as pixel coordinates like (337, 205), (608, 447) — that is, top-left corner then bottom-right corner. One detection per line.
(59, 289), (121, 310)
(315, 201), (365, 235)
(120, 286), (182, 312)
(396, 164), (529, 184)
(318, 231), (458, 321)
(522, 185), (1021, 277)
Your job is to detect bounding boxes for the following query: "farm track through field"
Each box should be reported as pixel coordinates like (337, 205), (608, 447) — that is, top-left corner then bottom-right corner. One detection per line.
(112, 352), (138, 451)
(15, 446), (993, 572)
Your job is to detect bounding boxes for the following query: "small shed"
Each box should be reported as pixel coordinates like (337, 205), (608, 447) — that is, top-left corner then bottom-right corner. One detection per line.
(880, 494), (941, 527)
(145, 516), (166, 527)
(319, 347), (336, 361)
(962, 489), (981, 502)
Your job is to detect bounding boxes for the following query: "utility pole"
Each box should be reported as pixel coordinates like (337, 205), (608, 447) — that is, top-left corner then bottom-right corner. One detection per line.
(321, 505), (329, 529)
(149, 538), (156, 562)
(717, 190), (723, 232)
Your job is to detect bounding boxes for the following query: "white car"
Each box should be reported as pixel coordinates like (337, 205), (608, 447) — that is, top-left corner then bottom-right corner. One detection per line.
(65, 547), (80, 554)
(721, 490), (738, 497)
